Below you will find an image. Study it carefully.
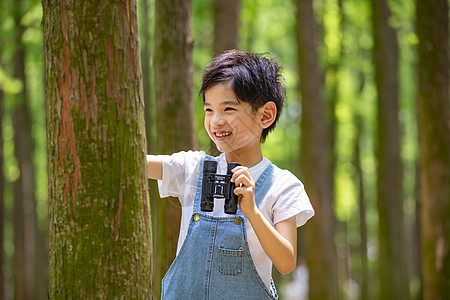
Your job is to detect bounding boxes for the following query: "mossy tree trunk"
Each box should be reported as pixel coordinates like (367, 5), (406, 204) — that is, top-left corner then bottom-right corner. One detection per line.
(371, 0), (410, 298)
(296, 0), (339, 299)
(153, 0), (194, 297)
(416, 0), (450, 298)
(42, 0), (152, 298)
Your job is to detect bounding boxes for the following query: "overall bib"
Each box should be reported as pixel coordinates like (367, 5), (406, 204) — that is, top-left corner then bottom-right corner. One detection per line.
(161, 156), (278, 300)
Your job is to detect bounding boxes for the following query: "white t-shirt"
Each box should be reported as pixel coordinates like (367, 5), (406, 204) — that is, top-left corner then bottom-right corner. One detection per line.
(154, 150), (314, 289)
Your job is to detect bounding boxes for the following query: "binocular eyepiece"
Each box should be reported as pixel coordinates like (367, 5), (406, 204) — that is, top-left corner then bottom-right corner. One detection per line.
(201, 160), (240, 214)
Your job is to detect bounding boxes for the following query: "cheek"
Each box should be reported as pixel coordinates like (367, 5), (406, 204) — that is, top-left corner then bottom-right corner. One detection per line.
(204, 117), (213, 136)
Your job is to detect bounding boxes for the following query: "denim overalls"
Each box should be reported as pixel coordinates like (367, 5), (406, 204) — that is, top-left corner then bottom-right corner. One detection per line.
(161, 156), (278, 300)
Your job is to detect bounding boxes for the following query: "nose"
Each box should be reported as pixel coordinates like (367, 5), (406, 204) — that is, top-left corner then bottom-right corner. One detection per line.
(211, 112), (226, 127)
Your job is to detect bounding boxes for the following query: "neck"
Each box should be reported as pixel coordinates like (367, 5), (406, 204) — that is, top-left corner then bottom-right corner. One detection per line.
(225, 148), (263, 168)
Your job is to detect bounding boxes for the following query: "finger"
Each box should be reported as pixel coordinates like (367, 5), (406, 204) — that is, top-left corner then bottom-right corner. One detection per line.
(231, 167), (251, 182)
(234, 185), (253, 196)
(234, 174), (254, 188)
(231, 166), (248, 176)
(231, 165), (247, 173)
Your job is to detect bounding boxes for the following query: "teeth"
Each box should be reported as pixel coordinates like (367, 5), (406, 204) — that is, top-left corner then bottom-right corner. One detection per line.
(216, 132), (231, 137)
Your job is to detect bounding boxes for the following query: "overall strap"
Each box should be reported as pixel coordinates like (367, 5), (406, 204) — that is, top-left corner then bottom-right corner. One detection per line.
(237, 163), (275, 218)
(254, 163), (275, 207)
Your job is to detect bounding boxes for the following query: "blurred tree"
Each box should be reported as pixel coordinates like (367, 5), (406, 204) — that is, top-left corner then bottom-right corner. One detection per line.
(371, 0), (410, 298)
(416, 0), (450, 298)
(208, 0), (241, 156)
(213, 0), (240, 56)
(240, 0), (259, 51)
(11, 1), (45, 298)
(153, 0), (195, 297)
(42, 0), (152, 297)
(353, 114), (369, 300)
(323, 0), (343, 293)
(140, 0), (154, 153)
(296, 0), (339, 299)
(138, 0), (157, 293)
(0, 67), (4, 299)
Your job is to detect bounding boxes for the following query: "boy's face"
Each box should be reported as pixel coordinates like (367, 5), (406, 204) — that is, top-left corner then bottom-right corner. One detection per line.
(203, 83), (263, 157)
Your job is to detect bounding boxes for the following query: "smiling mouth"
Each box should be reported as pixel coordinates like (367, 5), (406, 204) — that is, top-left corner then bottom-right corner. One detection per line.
(215, 131), (231, 138)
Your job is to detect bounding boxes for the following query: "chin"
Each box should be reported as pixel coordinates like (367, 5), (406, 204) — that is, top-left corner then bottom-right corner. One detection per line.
(214, 144), (228, 153)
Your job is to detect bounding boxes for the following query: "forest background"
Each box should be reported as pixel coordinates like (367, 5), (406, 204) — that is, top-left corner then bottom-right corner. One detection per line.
(0, 0), (449, 299)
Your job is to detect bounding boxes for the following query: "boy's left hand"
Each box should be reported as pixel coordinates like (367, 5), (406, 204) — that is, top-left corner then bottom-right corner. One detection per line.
(231, 166), (257, 217)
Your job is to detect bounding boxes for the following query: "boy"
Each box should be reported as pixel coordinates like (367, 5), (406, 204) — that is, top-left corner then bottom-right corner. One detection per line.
(147, 50), (314, 299)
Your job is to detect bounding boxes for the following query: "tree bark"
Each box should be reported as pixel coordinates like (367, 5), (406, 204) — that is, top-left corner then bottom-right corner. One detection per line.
(153, 0), (194, 297)
(296, 0), (339, 299)
(416, 0), (450, 298)
(42, 0), (152, 297)
(371, 0), (410, 298)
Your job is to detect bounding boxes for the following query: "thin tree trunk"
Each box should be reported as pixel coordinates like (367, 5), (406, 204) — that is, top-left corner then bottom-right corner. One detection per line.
(296, 0), (339, 299)
(42, 0), (152, 297)
(213, 0), (240, 56)
(139, 0), (157, 294)
(0, 68), (4, 300)
(413, 163), (423, 300)
(140, 0), (154, 154)
(371, 0), (410, 298)
(416, 0), (450, 298)
(209, 0), (241, 156)
(353, 115), (369, 300)
(12, 4), (42, 298)
(154, 0), (194, 297)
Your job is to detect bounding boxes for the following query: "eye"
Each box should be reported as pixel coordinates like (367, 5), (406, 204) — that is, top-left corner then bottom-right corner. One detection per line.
(204, 107), (213, 112)
(225, 107), (236, 112)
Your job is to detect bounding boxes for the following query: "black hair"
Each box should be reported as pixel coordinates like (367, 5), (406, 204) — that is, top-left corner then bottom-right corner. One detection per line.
(199, 49), (286, 142)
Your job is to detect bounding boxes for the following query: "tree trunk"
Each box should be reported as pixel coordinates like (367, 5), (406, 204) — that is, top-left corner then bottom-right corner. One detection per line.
(154, 0), (194, 297)
(0, 68), (4, 300)
(353, 115), (369, 300)
(213, 0), (240, 56)
(371, 0), (410, 298)
(12, 3), (43, 298)
(296, 0), (339, 299)
(139, 0), (158, 294)
(140, 0), (154, 153)
(42, 0), (152, 297)
(416, 0), (450, 298)
(209, 0), (241, 156)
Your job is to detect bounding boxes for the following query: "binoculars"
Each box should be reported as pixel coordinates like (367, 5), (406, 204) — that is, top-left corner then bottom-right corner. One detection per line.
(201, 160), (240, 214)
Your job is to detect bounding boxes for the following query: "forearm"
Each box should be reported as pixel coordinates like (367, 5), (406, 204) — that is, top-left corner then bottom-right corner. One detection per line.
(146, 155), (162, 180)
(246, 210), (297, 274)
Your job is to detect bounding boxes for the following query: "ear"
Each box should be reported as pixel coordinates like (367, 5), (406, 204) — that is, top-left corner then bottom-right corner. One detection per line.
(258, 101), (277, 129)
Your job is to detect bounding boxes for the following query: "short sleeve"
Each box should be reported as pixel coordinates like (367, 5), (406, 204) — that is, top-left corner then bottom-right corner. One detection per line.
(270, 170), (314, 228)
(157, 151), (204, 199)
